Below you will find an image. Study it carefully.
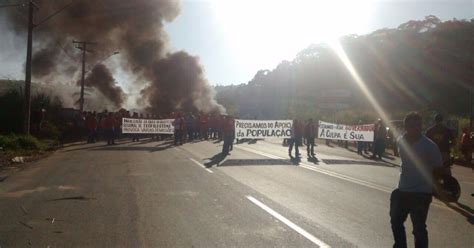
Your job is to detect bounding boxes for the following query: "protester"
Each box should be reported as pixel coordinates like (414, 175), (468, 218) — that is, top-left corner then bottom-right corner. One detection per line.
(390, 112), (442, 248)
(104, 112), (116, 145)
(371, 119), (387, 159)
(114, 112), (122, 140)
(199, 114), (209, 140)
(185, 113), (194, 141)
(193, 114), (201, 140)
(425, 114), (455, 175)
(460, 127), (472, 165)
(304, 118), (317, 157)
(222, 115), (235, 155)
(173, 113), (185, 146)
(289, 119), (303, 158)
(354, 120), (365, 155)
(217, 115), (224, 141)
(131, 112), (140, 142)
(85, 112), (97, 143)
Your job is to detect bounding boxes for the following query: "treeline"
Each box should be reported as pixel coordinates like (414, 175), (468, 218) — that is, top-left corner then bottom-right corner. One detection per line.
(215, 16), (474, 124)
(0, 80), (67, 140)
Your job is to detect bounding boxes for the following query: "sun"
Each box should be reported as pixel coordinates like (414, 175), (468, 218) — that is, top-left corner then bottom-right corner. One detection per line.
(211, 0), (374, 65)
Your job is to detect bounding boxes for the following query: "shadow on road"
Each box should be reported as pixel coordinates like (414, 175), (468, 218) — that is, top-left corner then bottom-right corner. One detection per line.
(236, 139), (261, 145)
(346, 146), (397, 161)
(322, 159), (398, 168)
(204, 153), (227, 167)
(306, 156), (320, 165)
(443, 201), (474, 225)
(218, 158), (296, 167)
(92, 142), (174, 152)
(62, 140), (136, 152)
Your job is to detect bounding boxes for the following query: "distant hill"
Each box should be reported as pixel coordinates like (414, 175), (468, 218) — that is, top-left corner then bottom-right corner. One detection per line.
(215, 16), (474, 123)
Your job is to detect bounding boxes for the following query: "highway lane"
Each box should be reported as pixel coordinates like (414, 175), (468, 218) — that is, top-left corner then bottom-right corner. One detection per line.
(0, 138), (472, 247)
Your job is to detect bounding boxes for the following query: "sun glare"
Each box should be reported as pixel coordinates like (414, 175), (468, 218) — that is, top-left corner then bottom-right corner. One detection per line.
(211, 0), (373, 66)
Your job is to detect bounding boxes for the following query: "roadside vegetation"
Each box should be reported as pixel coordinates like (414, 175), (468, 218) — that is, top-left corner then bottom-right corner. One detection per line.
(0, 83), (64, 166)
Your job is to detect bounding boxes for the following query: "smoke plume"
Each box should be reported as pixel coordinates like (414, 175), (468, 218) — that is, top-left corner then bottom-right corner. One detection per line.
(5, 0), (225, 113)
(31, 44), (61, 79)
(80, 64), (125, 108)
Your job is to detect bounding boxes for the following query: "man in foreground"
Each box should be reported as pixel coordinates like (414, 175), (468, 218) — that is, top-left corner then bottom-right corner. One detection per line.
(390, 112), (442, 248)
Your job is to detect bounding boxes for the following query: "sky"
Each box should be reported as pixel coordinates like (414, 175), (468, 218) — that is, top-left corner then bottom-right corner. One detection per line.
(0, 0), (473, 87)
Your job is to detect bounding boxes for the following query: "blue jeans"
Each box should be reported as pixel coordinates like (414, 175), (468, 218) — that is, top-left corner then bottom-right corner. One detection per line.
(357, 141), (366, 154)
(222, 134), (233, 155)
(288, 137), (301, 156)
(390, 189), (432, 248)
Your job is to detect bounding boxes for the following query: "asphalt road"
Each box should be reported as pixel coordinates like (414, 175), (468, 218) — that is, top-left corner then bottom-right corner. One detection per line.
(0, 138), (473, 247)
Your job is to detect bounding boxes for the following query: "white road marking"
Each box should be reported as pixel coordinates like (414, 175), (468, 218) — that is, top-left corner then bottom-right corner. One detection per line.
(246, 195), (331, 248)
(190, 158), (214, 173)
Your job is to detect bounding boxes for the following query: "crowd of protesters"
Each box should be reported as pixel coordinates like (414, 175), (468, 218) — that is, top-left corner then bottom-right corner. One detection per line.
(285, 115), (473, 166)
(75, 110), (237, 152)
(74, 109), (472, 165)
(171, 112), (235, 155)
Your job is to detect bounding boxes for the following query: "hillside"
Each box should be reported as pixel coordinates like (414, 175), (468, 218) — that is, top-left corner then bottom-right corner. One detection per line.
(215, 16), (474, 123)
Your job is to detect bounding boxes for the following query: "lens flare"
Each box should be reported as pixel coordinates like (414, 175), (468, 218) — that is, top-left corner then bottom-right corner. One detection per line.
(329, 40), (434, 187)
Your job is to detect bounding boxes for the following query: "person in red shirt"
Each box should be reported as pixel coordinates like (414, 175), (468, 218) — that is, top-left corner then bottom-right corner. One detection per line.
(104, 112), (116, 145)
(114, 112), (122, 141)
(200, 114), (209, 140)
(194, 114), (201, 140)
(85, 112), (98, 143)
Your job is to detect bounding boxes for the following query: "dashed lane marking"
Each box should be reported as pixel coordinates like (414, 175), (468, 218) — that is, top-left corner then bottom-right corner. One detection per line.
(247, 195), (331, 248)
(189, 158), (214, 173)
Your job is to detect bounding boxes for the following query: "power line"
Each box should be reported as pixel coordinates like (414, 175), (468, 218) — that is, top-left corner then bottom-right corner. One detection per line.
(34, 1), (74, 27)
(0, 3), (25, 9)
(55, 40), (78, 62)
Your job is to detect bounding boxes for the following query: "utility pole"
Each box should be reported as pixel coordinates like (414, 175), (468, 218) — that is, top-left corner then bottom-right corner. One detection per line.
(23, 0), (37, 135)
(16, 0), (72, 135)
(73, 41), (96, 112)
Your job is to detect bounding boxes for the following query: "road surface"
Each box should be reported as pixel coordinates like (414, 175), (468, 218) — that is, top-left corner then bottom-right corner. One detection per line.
(1, 138), (473, 247)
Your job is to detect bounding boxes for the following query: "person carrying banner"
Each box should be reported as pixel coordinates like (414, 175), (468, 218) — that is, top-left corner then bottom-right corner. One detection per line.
(131, 112), (140, 142)
(390, 112), (442, 248)
(173, 113), (185, 146)
(357, 120), (367, 155)
(289, 119), (303, 158)
(371, 119), (387, 159)
(114, 112), (122, 141)
(104, 112), (116, 145)
(304, 118), (317, 157)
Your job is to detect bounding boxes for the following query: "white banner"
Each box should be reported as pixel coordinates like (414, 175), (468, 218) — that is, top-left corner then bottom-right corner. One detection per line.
(122, 118), (174, 134)
(235, 119), (293, 139)
(318, 120), (374, 142)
